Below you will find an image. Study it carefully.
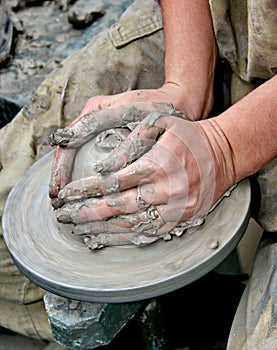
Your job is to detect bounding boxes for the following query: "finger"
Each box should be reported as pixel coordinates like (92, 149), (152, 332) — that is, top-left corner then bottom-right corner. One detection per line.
(80, 100), (179, 121)
(49, 146), (77, 198)
(58, 173), (120, 200)
(49, 104), (158, 148)
(71, 204), (181, 236)
(57, 176), (191, 226)
(49, 102), (182, 148)
(73, 205), (184, 250)
(82, 232), (160, 250)
(57, 150), (159, 200)
(93, 112), (164, 173)
(56, 188), (138, 224)
(52, 112), (184, 203)
(57, 113), (170, 201)
(109, 205), (195, 236)
(56, 181), (168, 224)
(72, 220), (133, 235)
(57, 146), (165, 202)
(109, 205), (166, 234)
(79, 216), (201, 250)
(72, 205), (169, 250)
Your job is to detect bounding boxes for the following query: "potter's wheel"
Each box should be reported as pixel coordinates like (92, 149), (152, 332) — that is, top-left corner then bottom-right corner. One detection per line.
(2, 151), (250, 303)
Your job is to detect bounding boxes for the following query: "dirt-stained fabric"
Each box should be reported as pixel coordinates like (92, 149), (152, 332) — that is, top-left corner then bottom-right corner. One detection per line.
(0, 0), (164, 339)
(210, 0), (277, 233)
(210, 2), (277, 349)
(209, 0), (277, 83)
(227, 233), (277, 350)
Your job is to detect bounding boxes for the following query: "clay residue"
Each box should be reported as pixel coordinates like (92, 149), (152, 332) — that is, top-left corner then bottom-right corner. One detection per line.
(22, 93), (50, 120)
(60, 105), (238, 250)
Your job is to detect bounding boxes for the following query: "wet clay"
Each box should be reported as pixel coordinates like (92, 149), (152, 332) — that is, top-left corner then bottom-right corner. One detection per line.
(2, 147), (251, 301)
(65, 105), (237, 250)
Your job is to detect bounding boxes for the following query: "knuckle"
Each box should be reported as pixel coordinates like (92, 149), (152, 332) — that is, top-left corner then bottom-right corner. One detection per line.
(141, 159), (156, 175)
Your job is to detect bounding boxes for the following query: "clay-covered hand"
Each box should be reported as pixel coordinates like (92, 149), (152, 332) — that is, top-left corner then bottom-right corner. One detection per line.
(54, 112), (237, 248)
(75, 83), (198, 120)
(48, 81), (206, 201)
(49, 101), (181, 204)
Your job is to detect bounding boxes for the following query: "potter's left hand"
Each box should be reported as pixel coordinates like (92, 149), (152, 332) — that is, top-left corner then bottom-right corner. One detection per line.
(55, 113), (236, 237)
(49, 102), (178, 203)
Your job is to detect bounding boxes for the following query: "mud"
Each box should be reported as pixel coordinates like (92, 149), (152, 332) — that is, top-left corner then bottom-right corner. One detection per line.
(22, 94), (50, 119)
(0, 0), (133, 108)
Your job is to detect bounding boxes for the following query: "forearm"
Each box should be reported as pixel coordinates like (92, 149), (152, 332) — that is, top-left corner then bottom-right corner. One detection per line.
(159, 0), (217, 120)
(200, 76), (277, 185)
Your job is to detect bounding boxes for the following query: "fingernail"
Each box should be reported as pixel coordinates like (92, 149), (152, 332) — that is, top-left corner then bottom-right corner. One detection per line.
(72, 225), (84, 235)
(56, 208), (72, 223)
(49, 129), (73, 146)
(92, 163), (103, 173)
(51, 197), (65, 209)
(58, 189), (65, 199)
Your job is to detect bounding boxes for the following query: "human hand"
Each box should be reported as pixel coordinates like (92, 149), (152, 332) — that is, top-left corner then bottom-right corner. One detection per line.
(49, 102), (180, 204)
(52, 109), (236, 248)
(78, 83), (207, 120)
(49, 81), (211, 202)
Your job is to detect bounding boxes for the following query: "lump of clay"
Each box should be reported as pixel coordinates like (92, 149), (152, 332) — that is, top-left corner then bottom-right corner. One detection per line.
(72, 128), (129, 180)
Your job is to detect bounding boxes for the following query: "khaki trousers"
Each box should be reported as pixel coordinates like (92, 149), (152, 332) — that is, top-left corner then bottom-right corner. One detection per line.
(0, 0), (164, 340)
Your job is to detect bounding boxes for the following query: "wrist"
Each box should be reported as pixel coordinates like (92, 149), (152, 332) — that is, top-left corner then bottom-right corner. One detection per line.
(196, 118), (237, 200)
(159, 82), (214, 121)
(160, 0), (218, 121)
